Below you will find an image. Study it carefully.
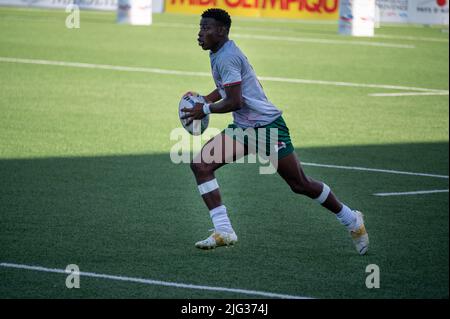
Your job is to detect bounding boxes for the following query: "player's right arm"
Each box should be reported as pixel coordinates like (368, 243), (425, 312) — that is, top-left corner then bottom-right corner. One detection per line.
(180, 84), (242, 125)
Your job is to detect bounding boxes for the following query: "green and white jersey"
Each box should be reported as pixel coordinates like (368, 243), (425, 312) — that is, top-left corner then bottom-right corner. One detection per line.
(209, 40), (282, 128)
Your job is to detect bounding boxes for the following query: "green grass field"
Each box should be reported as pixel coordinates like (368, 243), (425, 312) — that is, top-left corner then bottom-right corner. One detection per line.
(0, 7), (448, 299)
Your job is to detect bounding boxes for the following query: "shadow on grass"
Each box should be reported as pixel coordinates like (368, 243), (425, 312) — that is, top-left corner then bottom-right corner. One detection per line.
(0, 142), (448, 298)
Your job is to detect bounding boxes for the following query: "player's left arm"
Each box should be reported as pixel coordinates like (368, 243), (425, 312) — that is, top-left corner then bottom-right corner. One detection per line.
(181, 84), (242, 125)
(182, 55), (243, 125)
(209, 84), (242, 113)
(204, 89), (222, 103)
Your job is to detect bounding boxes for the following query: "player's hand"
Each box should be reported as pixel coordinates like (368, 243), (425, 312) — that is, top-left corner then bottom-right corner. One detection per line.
(183, 91), (196, 97)
(183, 91), (207, 103)
(181, 103), (206, 126)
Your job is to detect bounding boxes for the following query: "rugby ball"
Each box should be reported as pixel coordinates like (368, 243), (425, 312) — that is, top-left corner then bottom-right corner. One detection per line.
(178, 93), (209, 136)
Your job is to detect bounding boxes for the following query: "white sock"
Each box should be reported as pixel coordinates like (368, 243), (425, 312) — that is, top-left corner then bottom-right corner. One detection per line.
(209, 205), (234, 233)
(336, 205), (357, 230)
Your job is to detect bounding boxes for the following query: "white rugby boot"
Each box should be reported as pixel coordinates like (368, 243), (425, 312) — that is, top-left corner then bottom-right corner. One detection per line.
(195, 230), (238, 249)
(350, 211), (369, 255)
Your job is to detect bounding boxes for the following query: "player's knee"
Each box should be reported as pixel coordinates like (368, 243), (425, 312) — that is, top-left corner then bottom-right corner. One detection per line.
(290, 182), (308, 195)
(190, 161), (213, 177)
(289, 179), (313, 196)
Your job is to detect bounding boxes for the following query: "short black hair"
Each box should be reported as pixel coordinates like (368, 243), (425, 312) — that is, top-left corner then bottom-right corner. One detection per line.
(201, 8), (232, 31)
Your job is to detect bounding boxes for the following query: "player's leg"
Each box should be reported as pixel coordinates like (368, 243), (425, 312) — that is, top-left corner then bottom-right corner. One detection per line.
(191, 132), (247, 210)
(190, 132), (247, 249)
(276, 152), (369, 255)
(276, 152), (342, 213)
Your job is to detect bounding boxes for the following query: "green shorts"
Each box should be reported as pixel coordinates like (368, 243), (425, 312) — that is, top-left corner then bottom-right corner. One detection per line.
(223, 116), (295, 160)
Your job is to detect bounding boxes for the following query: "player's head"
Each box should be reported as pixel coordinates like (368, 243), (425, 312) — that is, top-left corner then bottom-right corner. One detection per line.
(198, 8), (232, 52)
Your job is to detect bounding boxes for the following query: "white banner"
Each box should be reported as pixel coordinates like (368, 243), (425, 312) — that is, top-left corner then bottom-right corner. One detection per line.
(376, 0), (409, 23)
(0, 0), (164, 12)
(0, 0), (117, 10)
(376, 0), (448, 24)
(408, 0), (449, 25)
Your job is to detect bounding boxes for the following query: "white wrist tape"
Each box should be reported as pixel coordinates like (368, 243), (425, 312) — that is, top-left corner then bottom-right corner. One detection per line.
(315, 183), (330, 204)
(202, 103), (211, 115)
(198, 179), (219, 195)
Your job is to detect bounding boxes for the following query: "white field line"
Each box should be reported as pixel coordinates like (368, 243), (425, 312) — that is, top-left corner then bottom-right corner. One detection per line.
(232, 33), (416, 49)
(375, 34), (449, 43)
(256, 76), (447, 93)
(1, 57), (447, 94)
(157, 22), (291, 35)
(373, 189), (449, 196)
(232, 17), (444, 28)
(0, 262), (311, 299)
(302, 162), (449, 179)
(369, 92), (449, 97)
(0, 57), (211, 77)
(154, 23), (415, 49)
(156, 22), (449, 44)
